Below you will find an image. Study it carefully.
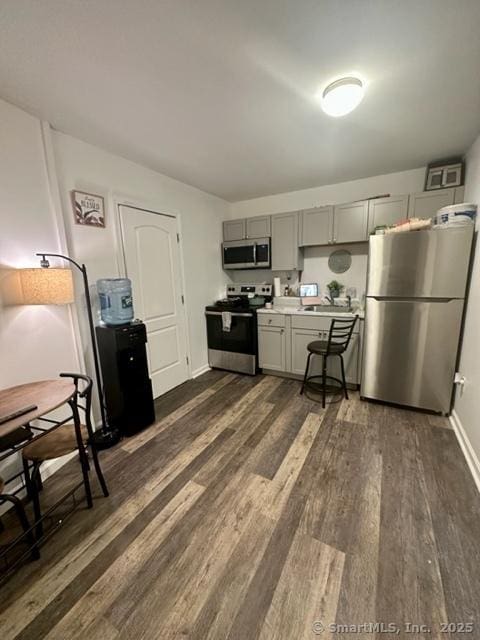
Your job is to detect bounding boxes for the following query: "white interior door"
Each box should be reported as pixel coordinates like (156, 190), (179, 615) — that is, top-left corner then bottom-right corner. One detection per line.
(119, 205), (189, 398)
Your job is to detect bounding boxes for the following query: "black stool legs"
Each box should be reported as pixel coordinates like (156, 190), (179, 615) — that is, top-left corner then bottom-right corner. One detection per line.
(300, 352), (312, 395)
(300, 352), (349, 408)
(339, 354), (348, 400)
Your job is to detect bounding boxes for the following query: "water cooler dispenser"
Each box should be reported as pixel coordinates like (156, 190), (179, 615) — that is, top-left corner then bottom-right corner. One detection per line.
(95, 321), (155, 437)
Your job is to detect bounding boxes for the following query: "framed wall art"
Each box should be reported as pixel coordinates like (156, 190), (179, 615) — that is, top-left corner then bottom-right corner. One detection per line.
(71, 190), (106, 228)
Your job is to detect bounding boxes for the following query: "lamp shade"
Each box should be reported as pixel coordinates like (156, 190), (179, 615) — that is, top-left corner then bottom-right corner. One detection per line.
(19, 268), (74, 305)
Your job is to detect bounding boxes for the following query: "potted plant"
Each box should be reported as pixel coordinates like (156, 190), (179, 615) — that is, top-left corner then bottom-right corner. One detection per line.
(327, 280), (344, 299)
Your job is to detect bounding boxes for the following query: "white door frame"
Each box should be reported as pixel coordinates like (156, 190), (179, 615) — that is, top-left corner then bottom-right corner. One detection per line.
(112, 195), (192, 379)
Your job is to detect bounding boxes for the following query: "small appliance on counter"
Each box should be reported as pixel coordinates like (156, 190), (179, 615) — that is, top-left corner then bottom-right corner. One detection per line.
(96, 321), (155, 436)
(205, 283), (272, 375)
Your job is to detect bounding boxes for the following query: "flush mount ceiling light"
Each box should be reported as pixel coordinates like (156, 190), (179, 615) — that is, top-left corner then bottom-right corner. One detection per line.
(320, 76), (364, 117)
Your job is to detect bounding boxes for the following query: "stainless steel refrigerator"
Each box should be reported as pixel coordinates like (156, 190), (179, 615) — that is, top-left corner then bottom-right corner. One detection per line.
(361, 226), (474, 414)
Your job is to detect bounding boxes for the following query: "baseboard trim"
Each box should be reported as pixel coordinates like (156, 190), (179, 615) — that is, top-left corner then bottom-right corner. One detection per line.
(450, 409), (480, 494)
(191, 364), (211, 379)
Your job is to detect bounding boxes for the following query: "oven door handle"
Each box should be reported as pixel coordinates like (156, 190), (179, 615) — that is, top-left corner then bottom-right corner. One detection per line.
(205, 311), (253, 318)
(253, 242), (257, 265)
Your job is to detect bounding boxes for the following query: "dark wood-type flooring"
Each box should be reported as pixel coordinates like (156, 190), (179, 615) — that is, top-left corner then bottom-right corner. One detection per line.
(1, 370), (479, 639)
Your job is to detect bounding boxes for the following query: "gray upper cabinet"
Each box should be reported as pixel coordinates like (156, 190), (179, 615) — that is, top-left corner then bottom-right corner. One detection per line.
(407, 187), (464, 220)
(368, 195), (409, 233)
(223, 218), (246, 241)
(333, 200), (369, 244)
(246, 215), (271, 239)
(300, 206), (333, 246)
(271, 211), (303, 271)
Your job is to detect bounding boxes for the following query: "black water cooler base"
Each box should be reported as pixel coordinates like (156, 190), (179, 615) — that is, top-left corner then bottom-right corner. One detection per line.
(96, 322), (155, 438)
(90, 428), (121, 450)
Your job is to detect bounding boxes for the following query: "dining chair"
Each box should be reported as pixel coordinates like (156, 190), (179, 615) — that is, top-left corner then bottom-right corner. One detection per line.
(0, 475), (39, 560)
(0, 426), (39, 559)
(22, 373), (109, 537)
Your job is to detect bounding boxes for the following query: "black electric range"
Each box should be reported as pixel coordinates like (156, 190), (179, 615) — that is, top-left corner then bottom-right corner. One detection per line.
(205, 284), (272, 375)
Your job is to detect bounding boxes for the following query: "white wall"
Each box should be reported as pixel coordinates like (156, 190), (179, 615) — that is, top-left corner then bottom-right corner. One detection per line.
(0, 100), (79, 388)
(228, 167), (426, 296)
(52, 131), (229, 378)
(230, 167), (426, 218)
(0, 99), (79, 485)
(453, 134), (480, 479)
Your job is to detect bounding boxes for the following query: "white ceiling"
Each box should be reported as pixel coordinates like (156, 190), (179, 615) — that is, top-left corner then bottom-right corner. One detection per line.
(1, 1), (480, 202)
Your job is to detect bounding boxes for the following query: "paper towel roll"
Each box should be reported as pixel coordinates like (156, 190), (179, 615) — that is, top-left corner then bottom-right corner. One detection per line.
(274, 277), (281, 297)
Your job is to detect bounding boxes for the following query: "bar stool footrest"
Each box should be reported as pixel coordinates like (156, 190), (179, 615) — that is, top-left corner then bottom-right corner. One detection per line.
(304, 374), (344, 396)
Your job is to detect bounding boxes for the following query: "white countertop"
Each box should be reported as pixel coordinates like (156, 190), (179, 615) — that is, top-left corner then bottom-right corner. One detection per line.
(258, 307), (364, 319)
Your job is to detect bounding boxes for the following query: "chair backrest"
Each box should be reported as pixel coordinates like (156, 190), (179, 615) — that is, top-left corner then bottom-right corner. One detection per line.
(59, 373), (94, 437)
(326, 316), (358, 354)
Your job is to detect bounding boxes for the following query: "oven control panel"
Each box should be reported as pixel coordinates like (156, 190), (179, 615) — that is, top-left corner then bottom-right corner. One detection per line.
(226, 284), (272, 296)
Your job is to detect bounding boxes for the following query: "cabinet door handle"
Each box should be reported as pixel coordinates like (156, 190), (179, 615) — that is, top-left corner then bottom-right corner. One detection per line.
(268, 319), (272, 324)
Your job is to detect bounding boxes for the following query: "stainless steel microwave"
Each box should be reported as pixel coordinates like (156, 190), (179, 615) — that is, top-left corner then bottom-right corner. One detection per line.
(222, 238), (271, 270)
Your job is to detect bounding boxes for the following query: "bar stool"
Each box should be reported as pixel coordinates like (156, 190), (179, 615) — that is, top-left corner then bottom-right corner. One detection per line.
(300, 316), (358, 408)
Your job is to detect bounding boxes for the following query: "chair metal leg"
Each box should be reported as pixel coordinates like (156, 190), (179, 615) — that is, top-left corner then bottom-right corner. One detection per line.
(3, 494), (40, 560)
(322, 355), (327, 409)
(300, 351), (313, 395)
(90, 446), (109, 497)
(22, 458), (34, 501)
(340, 354), (348, 400)
(30, 463), (44, 539)
(70, 399), (93, 509)
(36, 467), (43, 492)
(78, 447), (93, 508)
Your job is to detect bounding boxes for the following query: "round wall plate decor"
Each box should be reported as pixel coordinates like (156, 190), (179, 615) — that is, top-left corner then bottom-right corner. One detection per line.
(328, 249), (352, 274)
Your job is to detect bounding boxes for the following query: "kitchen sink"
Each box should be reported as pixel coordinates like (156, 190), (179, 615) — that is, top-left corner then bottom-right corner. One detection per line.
(303, 305), (353, 314)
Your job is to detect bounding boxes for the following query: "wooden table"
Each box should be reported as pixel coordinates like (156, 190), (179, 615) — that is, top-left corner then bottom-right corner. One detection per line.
(0, 379), (75, 438)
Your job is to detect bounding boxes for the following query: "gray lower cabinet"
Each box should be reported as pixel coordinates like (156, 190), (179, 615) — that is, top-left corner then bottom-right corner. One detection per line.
(333, 200), (369, 243)
(258, 313), (361, 385)
(246, 215), (271, 239)
(271, 211), (303, 271)
(407, 186), (464, 220)
(300, 206), (333, 246)
(368, 195), (409, 233)
(223, 218), (246, 241)
(258, 325), (286, 371)
(291, 328), (359, 385)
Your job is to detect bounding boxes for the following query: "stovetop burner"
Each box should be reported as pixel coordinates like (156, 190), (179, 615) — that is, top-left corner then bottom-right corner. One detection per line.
(207, 297), (251, 312)
(206, 283), (272, 314)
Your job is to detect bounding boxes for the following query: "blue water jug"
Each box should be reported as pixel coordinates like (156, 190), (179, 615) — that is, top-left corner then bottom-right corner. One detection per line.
(97, 278), (134, 326)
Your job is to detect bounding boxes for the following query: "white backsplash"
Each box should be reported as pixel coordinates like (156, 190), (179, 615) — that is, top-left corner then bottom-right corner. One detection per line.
(227, 242), (368, 298)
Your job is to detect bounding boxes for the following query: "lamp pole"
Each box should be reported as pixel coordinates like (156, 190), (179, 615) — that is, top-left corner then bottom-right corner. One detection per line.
(36, 252), (120, 448)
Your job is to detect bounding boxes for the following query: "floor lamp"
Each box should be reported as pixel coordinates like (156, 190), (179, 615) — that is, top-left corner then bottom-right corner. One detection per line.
(35, 252), (120, 449)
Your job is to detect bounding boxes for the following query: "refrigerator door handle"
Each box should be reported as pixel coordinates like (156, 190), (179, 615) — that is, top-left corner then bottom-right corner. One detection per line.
(369, 296), (457, 303)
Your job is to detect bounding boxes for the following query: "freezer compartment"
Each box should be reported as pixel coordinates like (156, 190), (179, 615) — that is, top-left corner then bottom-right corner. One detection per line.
(361, 297), (464, 413)
(367, 227), (473, 299)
